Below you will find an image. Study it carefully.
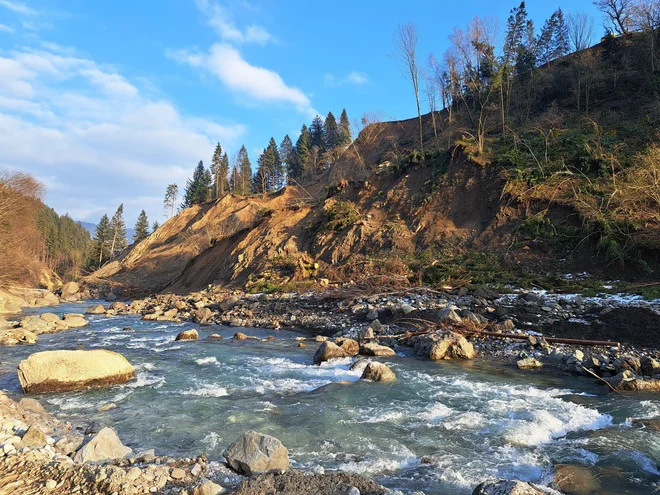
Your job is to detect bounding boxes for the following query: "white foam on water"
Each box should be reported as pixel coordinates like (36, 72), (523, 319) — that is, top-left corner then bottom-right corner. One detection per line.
(201, 431), (222, 450)
(338, 455), (420, 475)
(196, 357), (219, 366)
(126, 374), (165, 389)
(442, 411), (486, 430)
(182, 384), (229, 397)
(417, 402), (453, 424)
(46, 395), (96, 411)
(135, 362), (156, 372)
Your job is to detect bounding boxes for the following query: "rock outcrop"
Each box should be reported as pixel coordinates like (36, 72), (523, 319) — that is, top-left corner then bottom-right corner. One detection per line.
(223, 431), (289, 476)
(17, 350), (136, 393)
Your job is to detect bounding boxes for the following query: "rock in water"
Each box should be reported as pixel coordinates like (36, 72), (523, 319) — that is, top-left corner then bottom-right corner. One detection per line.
(223, 430), (289, 475)
(360, 362), (396, 382)
(334, 338), (359, 356)
(86, 305), (106, 315)
(176, 329), (200, 341)
(63, 314), (89, 328)
(472, 479), (546, 494)
(359, 342), (396, 357)
(517, 358), (543, 370)
(60, 281), (80, 301)
(553, 464), (600, 494)
(412, 332), (476, 360)
(17, 349), (136, 393)
(313, 341), (350, 365)
(73, 427), (132, 463)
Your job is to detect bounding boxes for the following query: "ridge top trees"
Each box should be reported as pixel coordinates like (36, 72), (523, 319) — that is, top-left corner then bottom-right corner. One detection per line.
(133, 210), (149, 243)
(339, 109), (352, 145)
(394, 22), (423, 154)
(182, 161), (211, 207)
(164, 184), (178, 218)
(109, 203), (127, 256)
(93, 214), (112, 267)
(211, 143), (230, 198)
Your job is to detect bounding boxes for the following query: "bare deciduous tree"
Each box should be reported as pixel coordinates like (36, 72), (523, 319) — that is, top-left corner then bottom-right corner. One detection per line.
(567, 12), (595, 52)
(394, 23), (423, 154)
(422, 63), (439, 140)
(594, 0), (634, 35)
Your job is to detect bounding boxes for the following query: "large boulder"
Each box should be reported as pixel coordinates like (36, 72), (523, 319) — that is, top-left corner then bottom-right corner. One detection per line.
(73, 427), (132, 463)
(360, 342), (396, 357)
(63, 313), (89, 328)
(412, 331), (476, 360)
(39, 292), (60, 307)
(313, 341), (350, 365)
(21, 425), (49, 448)
(553, 464), (600, 494)
(0, 328), (38, 346)
(175, 329), (200, 341)
(361, 362), (396, 382)
(472, 479), (547, 495)
(86, 305), (107, 315)
(0, 290), (26, 313)
(223, 431), (289, 475)
(334, 338), (359, 356)
(18, 350), (136, 393)
(60, 281), (80, 301)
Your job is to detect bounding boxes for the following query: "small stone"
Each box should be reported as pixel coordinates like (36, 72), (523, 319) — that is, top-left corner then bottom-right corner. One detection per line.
(171, 468), (186, 480)
(517, 358), (543, 370)
(45, 480), (57, 490)
(126, 467), (142, 481)
(348, 488), (361, 495)
(366, 309), (379, 321)
(192, 480), (224, 495)
(191, 463), (203, 477)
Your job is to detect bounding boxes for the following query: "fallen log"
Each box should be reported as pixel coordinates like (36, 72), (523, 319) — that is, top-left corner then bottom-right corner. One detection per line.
(459, 329), (620, 348)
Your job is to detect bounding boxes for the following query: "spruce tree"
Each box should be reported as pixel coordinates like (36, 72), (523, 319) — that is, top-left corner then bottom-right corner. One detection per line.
(210, 143), (224, 198)
(339, 109), (352, 145)
(203, 169), (213, 202)
(236, 146), (252, 195)
(219, 152), (230, 195)
(109, 204), (127, 256)
(279, 135), (294, 185)
(310, 115), (325, 151)
(182, 161), (210, 207)
(253, 138), (282, 194)
(93, 214), (112, 266)
(290, 124), (311, 180)
(152, 221), (160, 231)
(324, 111), (339, 149)
(133, 210), (149, 243)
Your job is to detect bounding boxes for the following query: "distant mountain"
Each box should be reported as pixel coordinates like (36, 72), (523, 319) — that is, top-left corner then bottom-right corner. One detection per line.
(79, 221), (136, 242)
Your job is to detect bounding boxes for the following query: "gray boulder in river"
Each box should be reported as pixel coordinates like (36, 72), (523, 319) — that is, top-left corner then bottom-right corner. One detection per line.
(472, 479), (547, 494)
(223, 430), (289, 475)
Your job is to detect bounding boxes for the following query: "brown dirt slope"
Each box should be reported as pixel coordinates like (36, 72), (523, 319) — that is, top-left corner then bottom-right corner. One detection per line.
(85, 126), (532, 296)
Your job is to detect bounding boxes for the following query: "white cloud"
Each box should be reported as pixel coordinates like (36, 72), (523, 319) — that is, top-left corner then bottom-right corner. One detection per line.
(0, 0), (37, 16)
(0, 46), (247, 224)
(325, 71), (370, 87)
(195, 0), (272, 45)
(171, 43), (313, 115)
(0, 23), (14, 32)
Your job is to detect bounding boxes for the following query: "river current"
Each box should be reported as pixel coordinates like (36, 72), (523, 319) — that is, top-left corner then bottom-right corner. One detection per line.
(1, 302), (659, 494)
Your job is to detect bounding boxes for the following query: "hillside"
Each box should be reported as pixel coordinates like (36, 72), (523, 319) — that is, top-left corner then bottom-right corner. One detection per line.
(86, 33), (660, 296)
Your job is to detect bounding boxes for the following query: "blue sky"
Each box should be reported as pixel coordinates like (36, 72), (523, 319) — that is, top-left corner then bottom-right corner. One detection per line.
(0, 0), (603, 227)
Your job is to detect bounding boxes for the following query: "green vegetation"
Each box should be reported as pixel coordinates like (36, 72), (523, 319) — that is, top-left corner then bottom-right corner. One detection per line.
(318, 200), (361, 233)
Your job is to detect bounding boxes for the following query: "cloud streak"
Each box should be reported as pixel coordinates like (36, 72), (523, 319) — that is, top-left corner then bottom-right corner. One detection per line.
(325, 71), (370, 87)
(171, 43), (314, 115)
(195, 0), (273, 45)
(0, 0), (37, 16)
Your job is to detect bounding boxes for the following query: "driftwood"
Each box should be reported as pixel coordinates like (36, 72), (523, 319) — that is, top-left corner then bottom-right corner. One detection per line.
(580, 365), (620, 394)
(460, 329), (620, 348)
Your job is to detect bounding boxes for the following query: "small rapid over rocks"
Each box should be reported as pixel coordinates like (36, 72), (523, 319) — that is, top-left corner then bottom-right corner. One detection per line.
(0, 303), (659, 494)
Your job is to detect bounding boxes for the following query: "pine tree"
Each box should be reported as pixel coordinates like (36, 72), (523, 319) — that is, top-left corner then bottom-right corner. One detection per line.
(164, 184), (178, 218)
(93, 214), (112, 266)
(152, 221), (160, 231)
(310, 115), (325, 151)
(182, 161), (210, 207)
(109, 203), (127, 256)
(339, 109), (352, 145)
(236, 146), (252, 195)
(133, 210), (149, 243)
(219, 152), (230, 195)
(279, 135), (294, 185)
(290, 124), (311, 180)
(253, 138), (282, 194)
(324, 111), (339, 149)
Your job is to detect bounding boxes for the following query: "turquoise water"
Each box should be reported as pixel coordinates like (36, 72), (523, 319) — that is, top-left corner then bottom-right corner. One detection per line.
(1, 303), (659, 494)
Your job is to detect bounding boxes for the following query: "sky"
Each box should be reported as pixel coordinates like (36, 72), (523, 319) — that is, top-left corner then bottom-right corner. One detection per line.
(0, 0), (603, 227)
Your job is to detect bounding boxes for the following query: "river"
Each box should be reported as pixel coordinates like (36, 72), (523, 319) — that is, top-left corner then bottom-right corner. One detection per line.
(1, 302), (659, 494)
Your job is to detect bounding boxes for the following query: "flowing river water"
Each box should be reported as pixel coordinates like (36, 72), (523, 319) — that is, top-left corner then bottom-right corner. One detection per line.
(1, 303), (659, 494)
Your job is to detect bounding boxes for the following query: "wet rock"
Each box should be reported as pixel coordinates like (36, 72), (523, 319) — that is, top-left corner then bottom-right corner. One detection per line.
(86, 305), (106, 315)
(0, 328), (38, 345)
(412, 332), (476, 360)
(335, 338), (359, 356)
(223, 430), (289, 476)
(21, 425), (48, 448)
(360, 362), (396, 382)
(359, 342), (396, 357)
(73, 427), (132, 463)
(553, 464), (600, 494)
(209, 334), (223, 340)
(605, 370), (660, 392)
(314, 335), (328, 342)
(313, 342), (350, 365)
(631, 418), (660, 431)
(176, 329), (200, 341)
(234, 332), (248, 341)
(472, 479), (547, 494)
(63, 314), (89, 328)
(517, 358), (543, 370)
(18, 349), (136, 393)
(18, 397), (45, 413)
